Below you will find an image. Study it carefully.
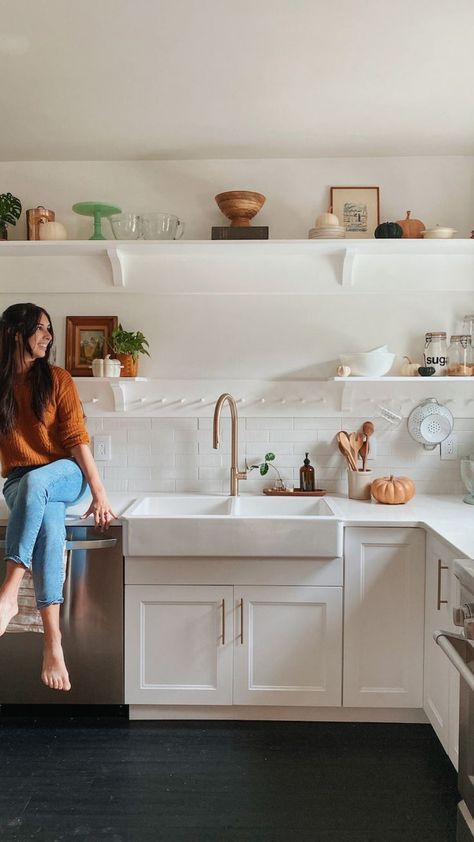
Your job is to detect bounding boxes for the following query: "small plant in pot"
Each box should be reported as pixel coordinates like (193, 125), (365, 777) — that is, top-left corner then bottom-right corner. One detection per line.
(107, 323), (150, 377)
(0, 193), (22, 240)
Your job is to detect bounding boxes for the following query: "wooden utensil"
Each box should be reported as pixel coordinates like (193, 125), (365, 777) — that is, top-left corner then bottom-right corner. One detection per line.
(336, 432), (358, 471)
(349, 432), (364, 469)
(361, 421), (375, 472)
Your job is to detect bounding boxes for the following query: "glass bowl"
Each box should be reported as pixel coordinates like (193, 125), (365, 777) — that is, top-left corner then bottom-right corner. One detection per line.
(461, 459), (474, 504)
(109, 213), (142, 240)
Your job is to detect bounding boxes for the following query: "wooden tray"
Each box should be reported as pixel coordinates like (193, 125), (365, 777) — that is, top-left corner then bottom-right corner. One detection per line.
(263, 488), (327, 497)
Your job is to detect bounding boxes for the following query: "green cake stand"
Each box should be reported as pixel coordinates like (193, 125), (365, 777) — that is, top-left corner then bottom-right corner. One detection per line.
(72, 202), (122, 240)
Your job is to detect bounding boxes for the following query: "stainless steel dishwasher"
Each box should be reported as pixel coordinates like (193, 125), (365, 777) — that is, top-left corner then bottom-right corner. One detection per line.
(0, 524), (124, 705)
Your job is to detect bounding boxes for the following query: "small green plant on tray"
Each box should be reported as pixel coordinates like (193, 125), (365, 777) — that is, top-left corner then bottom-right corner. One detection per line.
(248, 452), (286, 488)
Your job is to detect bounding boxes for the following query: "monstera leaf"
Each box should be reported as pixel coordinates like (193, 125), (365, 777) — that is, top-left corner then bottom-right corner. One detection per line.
(0, 193), (22, 226)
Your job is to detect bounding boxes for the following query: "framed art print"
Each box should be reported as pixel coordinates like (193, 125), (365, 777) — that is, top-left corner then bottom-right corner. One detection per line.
(330, 186), (380, 239)
(65, 316), (118, 377)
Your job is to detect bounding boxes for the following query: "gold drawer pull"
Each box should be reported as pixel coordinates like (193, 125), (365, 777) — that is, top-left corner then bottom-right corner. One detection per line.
(239, 598), (244, 645)
(221, 598), (225, 645)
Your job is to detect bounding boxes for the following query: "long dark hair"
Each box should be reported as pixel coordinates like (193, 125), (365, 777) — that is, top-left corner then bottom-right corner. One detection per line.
(0, 302), (54, 434)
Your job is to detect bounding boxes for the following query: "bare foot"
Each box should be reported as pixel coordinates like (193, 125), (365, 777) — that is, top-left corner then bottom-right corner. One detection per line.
(41, 640), (71, 691)
(0, 593), (18, 636)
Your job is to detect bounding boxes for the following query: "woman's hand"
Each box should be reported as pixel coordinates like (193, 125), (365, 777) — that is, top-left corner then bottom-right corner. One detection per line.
(81, 493), (118, 531)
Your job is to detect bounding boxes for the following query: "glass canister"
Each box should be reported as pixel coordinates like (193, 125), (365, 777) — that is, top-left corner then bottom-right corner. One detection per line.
(447, 335), (474, 376)
(462, 314), (474, 338)
(424, 332), (448, 376)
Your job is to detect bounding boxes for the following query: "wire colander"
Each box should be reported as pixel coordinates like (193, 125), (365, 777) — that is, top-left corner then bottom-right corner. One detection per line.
(407, 399), (454, 450)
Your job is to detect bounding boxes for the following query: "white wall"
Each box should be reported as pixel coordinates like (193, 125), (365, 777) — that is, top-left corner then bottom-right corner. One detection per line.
(1, 155), (473, 492)
(1, 156), (473, 240)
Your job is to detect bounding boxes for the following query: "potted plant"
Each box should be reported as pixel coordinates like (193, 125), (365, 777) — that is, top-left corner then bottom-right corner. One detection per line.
(107, 323), (150, 377)
(0, 193), (22, 240)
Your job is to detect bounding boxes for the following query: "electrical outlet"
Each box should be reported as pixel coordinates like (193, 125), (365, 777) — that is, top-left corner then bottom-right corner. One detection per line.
(367, 435), (377, 461)
(93, 435), (112, 461)
(440, 434), (457, 460)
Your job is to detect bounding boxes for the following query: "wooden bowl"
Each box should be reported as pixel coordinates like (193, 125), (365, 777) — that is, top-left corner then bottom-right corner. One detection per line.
(215, 190), (266, 227)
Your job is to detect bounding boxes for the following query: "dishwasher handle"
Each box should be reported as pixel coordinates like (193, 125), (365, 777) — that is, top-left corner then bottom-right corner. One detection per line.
(65, 538), (117, 550)
(0, 538), (117, 551)
(434, 629), (474, 693)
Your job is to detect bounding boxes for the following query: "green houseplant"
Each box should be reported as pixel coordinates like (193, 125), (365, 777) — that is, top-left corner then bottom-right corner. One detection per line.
(0, 193), (22, 240)
(107, 323), (150, 377)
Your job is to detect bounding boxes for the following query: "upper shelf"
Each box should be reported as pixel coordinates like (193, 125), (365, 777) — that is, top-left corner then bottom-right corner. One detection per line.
(1, 238), (474, 293)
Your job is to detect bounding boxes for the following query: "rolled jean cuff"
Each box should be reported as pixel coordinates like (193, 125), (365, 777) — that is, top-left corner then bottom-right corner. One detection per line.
(4, 554), (32, 571)
(36, 597), (64, 609)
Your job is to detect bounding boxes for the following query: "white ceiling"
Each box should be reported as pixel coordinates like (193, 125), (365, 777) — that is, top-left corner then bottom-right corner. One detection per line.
(1, 0), (473, 161)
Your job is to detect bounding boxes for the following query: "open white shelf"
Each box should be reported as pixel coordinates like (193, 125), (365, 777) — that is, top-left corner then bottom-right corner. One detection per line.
(330, 376), (474, 382)
(2, 238), (474, 291)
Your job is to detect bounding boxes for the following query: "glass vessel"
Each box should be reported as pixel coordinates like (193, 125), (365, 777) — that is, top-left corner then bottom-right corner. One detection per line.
(447, 335), (473, 376)
(424, 332), (447, 376)
(460, 459), (474, 504)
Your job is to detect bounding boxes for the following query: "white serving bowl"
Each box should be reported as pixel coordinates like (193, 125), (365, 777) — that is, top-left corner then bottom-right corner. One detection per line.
(421, 226), (457, 239)
(339, 352), (395, 377)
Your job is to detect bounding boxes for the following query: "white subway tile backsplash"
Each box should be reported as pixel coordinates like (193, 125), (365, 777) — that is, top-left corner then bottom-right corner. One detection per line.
(90, 413), (468, 494)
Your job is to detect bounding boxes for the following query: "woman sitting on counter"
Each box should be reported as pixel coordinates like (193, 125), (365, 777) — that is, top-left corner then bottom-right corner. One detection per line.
(0, 302), (116, 692)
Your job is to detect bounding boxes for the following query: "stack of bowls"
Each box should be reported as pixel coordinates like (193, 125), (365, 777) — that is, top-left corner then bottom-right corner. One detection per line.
(308, 211), (346, 239)
(339, 345), (395, 377)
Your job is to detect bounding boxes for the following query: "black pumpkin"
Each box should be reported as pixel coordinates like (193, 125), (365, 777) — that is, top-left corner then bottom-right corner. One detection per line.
(418, 366), (436, 377)
(374, 222), (403, 239)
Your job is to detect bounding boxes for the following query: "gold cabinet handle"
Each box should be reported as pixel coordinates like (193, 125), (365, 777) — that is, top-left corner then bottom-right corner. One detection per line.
(221, 598), (225, 646)
(437, 559), (449, 610)
(239, 598), (244, 645)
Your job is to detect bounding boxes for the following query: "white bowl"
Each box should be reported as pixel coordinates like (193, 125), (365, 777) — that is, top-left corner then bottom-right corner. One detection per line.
(339, 352), (395, 377)
(421, 226), (457, 239)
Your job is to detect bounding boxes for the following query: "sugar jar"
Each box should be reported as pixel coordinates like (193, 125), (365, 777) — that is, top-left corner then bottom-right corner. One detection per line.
(424, 332), (448, 376)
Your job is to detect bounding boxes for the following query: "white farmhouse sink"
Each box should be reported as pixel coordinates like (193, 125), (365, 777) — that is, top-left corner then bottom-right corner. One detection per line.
(124, 494), (342, 559)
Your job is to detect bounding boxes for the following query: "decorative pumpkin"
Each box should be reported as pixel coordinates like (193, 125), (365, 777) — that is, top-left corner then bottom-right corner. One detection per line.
(336, 365), (351, 377)
(39, 220), (67, 240)
(374, 222), (403, 239)
(396, 211), (425, 239)
(371, 475), (416, 505)
(315, 211), (340, 228)
(400, 356), (420, 376)
(418, 366), (436, 377)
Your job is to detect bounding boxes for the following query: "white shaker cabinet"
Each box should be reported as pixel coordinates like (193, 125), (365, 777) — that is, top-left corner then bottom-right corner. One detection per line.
(343, 527), (425, 708)
(233, 586), (342, 707)
(125, 585), (234, 705)
(424, 534), (459, 767)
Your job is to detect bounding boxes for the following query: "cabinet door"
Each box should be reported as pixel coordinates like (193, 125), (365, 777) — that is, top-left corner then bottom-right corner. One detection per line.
(233, 586), (342, 706)
(344, 527), (425, 708)
(424, 536), (453, 750)
(125, 585), (233, 704)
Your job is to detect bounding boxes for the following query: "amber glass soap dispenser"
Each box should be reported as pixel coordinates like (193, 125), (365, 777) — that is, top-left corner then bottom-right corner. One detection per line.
(299, 453), (315, 491)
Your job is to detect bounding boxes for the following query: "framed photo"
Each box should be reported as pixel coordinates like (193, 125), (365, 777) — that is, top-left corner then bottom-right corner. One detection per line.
(65, 316), (118, 377)
(330, 186), (380, 239)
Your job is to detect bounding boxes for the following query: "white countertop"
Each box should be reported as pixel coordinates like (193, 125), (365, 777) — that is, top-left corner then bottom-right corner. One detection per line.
(1, 491), (473, 587)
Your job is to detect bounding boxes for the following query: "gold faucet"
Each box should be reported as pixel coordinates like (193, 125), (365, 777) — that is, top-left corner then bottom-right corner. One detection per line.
(212, 393), (247, 496)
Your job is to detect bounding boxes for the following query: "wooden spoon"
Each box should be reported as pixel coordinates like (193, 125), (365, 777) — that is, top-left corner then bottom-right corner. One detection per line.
(336, 432), (358, 471)
(349, 432), (364, 470)
(361, 421), (375, 472)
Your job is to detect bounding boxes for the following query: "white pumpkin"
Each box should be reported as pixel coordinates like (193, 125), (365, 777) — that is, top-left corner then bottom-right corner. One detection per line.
(400, 356), (420, 376)
(315, 212), (340, 228)
(39, 221), (67, 240)
(336, 365), (351, 377)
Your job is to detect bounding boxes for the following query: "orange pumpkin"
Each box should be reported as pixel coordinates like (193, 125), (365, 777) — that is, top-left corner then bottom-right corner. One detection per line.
(396, 211), (425, 239)
(371, 475), (415, 505)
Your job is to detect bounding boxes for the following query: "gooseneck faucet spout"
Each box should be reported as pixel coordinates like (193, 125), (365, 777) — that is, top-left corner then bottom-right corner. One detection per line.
(212, 393), (247, 496)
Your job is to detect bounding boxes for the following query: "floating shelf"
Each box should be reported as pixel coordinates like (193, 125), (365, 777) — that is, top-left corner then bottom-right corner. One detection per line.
(2, 238), (474, 292)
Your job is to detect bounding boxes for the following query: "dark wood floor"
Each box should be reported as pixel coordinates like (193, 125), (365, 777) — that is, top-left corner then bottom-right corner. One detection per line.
(0, 710), (460, 842)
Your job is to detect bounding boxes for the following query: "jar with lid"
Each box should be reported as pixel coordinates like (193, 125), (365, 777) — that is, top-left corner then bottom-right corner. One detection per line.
(424, 332), (448, 376)
(462, 315), (474, 338)
(447, 335), (474, 376)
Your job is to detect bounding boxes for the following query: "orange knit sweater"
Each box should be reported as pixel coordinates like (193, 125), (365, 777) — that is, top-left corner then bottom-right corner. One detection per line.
(0, 366), (90, 477)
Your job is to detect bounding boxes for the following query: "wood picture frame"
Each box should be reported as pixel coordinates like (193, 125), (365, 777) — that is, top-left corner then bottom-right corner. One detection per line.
(65, 316), (118, 377)
(330, 186), (380, 239)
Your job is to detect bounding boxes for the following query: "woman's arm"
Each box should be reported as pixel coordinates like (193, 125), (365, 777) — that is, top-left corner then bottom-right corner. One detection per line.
(70, 443), (118, 531)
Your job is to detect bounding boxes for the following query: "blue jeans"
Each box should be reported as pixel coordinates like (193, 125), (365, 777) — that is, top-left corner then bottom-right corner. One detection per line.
(3, 460), (88, 609)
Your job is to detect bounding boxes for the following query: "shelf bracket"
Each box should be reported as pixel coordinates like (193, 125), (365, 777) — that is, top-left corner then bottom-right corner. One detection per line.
(108, 381), (127, 411)
(106, 247), (126, 287)
(341, 246), (357, 288)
